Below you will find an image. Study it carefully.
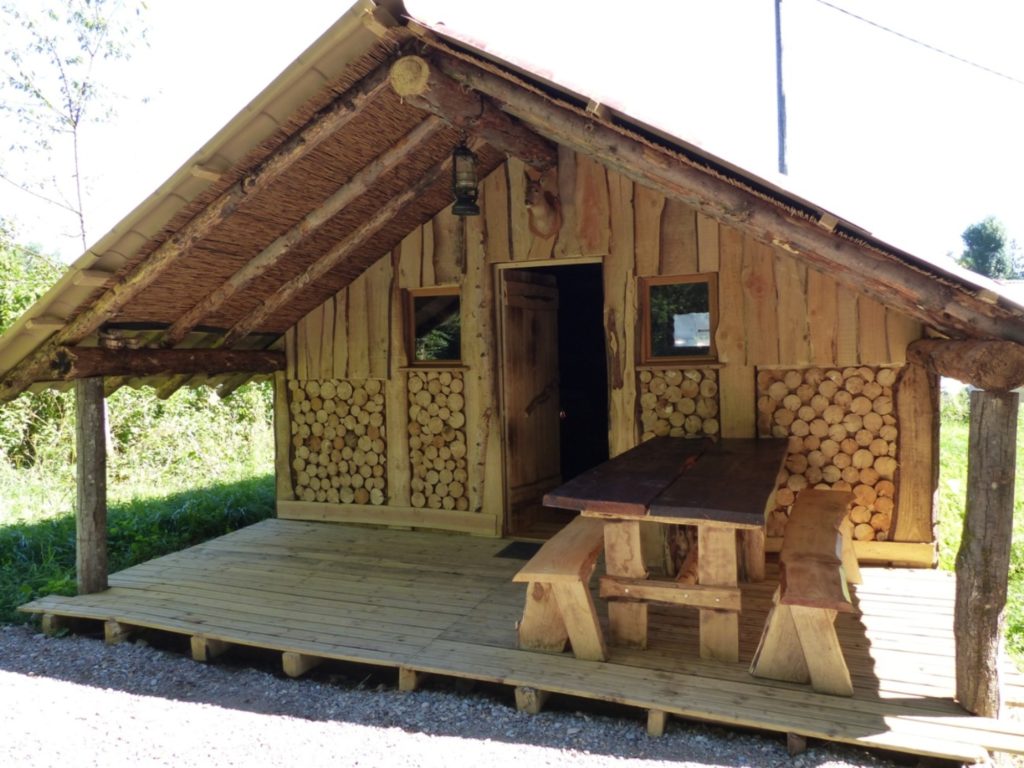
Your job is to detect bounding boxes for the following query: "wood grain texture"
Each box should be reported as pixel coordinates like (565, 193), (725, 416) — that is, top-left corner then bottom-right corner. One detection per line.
(893, 364), (937, 543)
(575, 154), (610, 257)
(75, 377), (108, 594)
(741, 237), (779, 366)
(605, 170), (637, 457)
(956, 389), (1019, 716)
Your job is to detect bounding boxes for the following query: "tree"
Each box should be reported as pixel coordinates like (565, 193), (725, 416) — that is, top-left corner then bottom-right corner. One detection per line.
(0, 0), (147, 252)
(0, 219), (71, 467)
(957, 217), (1021, 280)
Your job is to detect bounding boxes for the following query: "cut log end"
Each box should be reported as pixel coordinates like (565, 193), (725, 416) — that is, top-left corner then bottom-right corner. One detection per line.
(389, 56), (431, 97)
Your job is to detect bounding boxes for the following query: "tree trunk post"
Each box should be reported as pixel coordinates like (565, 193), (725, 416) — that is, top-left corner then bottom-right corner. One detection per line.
(75, 377), (108, 594)
(955, 388), (1018, 716)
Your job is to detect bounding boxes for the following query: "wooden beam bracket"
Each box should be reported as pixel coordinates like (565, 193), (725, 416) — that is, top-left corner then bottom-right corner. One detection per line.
(908, 338), (1024, 391)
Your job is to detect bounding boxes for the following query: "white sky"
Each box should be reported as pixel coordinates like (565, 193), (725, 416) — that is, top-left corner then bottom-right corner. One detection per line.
(1, 0), (1023, 268)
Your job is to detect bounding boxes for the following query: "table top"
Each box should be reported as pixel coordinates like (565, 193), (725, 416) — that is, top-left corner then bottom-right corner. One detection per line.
(543, 436), (788, 528)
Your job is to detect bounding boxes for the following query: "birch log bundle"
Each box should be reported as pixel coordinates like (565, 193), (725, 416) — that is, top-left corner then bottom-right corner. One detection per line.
(288, 379), (387, 505)
(639, 368), (721, 441)
(758, 366), (899, 541)
(407, 370), (469, 511)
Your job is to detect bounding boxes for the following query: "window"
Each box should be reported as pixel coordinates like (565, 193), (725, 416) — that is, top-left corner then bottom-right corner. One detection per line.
(640, 274), (718, 363)
(406, 287), (461, 364)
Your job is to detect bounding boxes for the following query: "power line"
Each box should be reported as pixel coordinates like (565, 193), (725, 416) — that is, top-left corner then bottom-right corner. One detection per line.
(813, 0), (1024, 88)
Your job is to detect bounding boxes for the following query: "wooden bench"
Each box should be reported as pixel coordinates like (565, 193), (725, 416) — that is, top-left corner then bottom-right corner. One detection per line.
(512, 515), (607, 661)
(749, 489), (861, 696)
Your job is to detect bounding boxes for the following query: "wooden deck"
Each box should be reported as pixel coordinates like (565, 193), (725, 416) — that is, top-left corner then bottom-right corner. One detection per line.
(20, 519), (1024, 764)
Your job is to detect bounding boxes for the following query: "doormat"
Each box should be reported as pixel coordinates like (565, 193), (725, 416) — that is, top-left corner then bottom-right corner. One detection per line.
(495, 541), (542, 560)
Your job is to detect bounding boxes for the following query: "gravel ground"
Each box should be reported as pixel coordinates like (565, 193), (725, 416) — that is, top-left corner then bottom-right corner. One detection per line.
(0, 623), (912, 768)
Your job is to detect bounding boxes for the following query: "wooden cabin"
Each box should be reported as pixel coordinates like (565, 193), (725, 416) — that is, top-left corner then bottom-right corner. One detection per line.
(3, 1), (1024, 761)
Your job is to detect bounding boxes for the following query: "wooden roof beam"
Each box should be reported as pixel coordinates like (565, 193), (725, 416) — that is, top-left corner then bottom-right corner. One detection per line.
(46, 347), (285, 381)
(390, 55), (556, 171)
(0, 63), (391, 402)
(160, 115), (448, 348)
(908, 339), (1024, 391)
(223, 147), (459, 346)
(434, 54), (1023, 343)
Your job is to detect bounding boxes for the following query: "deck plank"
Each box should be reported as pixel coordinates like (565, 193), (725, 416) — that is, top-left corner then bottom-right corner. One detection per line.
(18, 518), (1024, 763)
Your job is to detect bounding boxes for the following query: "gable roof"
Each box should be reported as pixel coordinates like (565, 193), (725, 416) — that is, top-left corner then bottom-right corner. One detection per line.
(0, 0), (1021, 401)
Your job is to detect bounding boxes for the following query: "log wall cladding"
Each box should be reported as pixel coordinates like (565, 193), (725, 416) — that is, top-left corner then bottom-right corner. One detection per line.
(756, 366), (899, 542)
(639, 368), (720, 441)
(288, 378), (387, 505)
(282, 149), (931, 545)
(407, 370), (469, 511)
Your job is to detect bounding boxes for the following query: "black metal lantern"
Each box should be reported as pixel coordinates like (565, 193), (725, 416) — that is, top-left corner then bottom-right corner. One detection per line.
(451, 141), (480, 216)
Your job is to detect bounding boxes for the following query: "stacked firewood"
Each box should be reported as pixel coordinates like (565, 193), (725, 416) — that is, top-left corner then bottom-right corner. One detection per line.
(288, 379), (387, 505)
(757, 367), (899, 541)
(408, 370), (469, 511)
(639, 368), (720, 441)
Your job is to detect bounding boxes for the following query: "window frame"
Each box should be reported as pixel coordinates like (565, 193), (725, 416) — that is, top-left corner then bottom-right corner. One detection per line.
(405, 286), (463, 366)
(639, 273), (719, 365)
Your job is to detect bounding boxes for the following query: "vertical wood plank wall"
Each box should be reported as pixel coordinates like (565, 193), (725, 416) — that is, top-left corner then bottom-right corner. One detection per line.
(283, 152), (932, 544)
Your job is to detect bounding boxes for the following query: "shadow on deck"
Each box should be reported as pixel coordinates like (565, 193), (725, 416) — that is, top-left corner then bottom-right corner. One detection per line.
(19, 518), (1024, 764)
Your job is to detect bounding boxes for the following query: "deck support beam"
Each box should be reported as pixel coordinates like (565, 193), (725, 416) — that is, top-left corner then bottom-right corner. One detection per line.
(955, 389), (1018, 717)
(191, 635), (231, 662)
(104, 620), (135, 644)
(75, 377), (108, 594)
(646, 709), (668, 737)
(398, 667), (429, 692)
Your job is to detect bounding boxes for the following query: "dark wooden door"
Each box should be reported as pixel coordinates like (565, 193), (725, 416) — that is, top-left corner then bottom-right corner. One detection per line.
(501, 270), (562, 529)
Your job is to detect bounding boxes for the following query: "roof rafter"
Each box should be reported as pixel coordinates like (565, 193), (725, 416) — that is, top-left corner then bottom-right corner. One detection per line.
(159, 115), (449, 348)
(0, 62), (393, 402)
(389, 54), (557, 171)
(221, 145), (461, 346)
(432, 51), (1023, 343)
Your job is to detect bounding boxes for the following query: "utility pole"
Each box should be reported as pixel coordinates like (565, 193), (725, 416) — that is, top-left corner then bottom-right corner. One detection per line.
(775, 0), (788, 175)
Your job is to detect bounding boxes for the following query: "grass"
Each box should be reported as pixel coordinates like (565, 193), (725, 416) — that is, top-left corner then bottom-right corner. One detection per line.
(0, 475), (274, 622)
(0, 381), (276, 623)
(937, 388), (1024, 661)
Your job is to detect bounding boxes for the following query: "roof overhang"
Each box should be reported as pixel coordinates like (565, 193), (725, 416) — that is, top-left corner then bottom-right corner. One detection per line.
(0, 0), (1021, 401)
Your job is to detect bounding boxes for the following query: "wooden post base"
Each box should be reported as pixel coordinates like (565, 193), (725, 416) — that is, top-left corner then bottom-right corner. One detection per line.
(514, 686), (549, 714)
(190, 635), (231, 662)
(282, 651), (323, 678)
(647, 709), (668, 737)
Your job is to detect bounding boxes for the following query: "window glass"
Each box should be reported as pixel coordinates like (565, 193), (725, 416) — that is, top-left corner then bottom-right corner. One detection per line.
(643, 275), (717, 361)
(411, 291), (461, 363)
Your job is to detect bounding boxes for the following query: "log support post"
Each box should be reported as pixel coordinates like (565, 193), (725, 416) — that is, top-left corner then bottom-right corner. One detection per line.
(906, 339), (1024, 717)
(955, 388), (1018, 716)
(75, 377), (108, 594)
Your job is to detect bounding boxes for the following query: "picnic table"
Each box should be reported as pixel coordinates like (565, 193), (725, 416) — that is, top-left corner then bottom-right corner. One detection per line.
(542, 436), (788, 662)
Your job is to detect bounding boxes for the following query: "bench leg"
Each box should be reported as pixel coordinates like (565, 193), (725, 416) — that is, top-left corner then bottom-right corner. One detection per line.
(790, 606), (853, 696)
(750, 588), (809, 684)
(553, 582), (607, 661)
(518, 582), (569, 653)
(838, 518), (862, 585)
